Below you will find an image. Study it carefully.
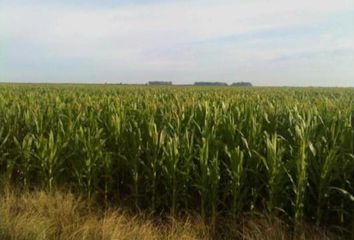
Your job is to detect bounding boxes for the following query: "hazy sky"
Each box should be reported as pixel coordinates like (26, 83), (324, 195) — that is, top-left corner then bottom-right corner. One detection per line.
(1, 0), (354, 86)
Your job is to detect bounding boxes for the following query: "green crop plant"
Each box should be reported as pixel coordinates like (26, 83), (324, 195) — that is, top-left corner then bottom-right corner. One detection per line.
(0, 84), (352, 235)
(0, 126), (10, 184)
(258, 132), (286, 214)
(14, 134), (34, 188)
(72, 125), (105, 200)
(146, 119), (166, 212)
(225, 146), (245, 217)
(33, 131), (67, 191)
(163, 134), (180, 216)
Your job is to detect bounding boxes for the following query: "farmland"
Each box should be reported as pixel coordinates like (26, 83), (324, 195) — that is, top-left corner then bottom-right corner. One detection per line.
(0, 84), (353, 238)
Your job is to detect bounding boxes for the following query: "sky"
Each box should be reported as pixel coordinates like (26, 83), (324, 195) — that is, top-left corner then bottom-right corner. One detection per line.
(0, 0), (354, 86)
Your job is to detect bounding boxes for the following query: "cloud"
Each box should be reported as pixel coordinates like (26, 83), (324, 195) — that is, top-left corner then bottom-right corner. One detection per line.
(0, 0), (353, 85)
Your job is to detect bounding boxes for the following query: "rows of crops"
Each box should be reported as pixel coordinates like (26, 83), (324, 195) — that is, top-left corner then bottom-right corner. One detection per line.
(0, 85), (353, 232)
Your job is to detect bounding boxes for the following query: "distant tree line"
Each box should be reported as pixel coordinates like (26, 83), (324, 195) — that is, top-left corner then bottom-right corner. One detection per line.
(231, 82), (253, 87)
(146, 81), (253, 87)
(148, 81), (172, 85)
(194, 82), (253, 86)
(194, 82), (228, 86)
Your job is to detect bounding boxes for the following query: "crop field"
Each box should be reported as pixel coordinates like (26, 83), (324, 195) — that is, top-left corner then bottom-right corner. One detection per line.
(0, 84), (353, 236)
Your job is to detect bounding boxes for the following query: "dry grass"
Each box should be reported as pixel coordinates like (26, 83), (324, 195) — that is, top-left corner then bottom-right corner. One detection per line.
(0, 189), (343, 240)
(0, 189), (208, 240)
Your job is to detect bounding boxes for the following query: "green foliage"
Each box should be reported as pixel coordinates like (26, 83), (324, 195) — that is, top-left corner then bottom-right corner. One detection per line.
(0, 84), (353, 233)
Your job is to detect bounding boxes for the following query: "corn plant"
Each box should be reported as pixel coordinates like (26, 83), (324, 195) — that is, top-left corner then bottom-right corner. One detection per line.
(292, 116), (310, 233)
(0, 84), (352, 234)
(225, 146), (245, 217)
(262, 132), (286, 213)
(163, 134), (180, 216)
